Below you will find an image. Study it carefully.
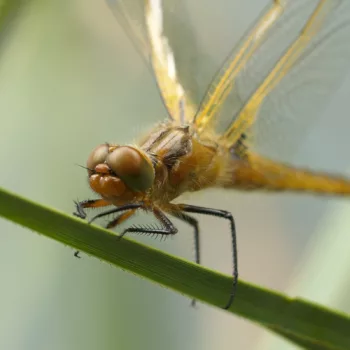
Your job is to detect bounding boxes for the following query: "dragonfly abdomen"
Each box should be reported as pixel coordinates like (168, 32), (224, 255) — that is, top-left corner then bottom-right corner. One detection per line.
(225, 152), (350, 196)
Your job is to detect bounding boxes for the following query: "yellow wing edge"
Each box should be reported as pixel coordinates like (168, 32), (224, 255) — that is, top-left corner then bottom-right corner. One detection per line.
(144, 0), (196, 124)
(221, 0), (336, 148)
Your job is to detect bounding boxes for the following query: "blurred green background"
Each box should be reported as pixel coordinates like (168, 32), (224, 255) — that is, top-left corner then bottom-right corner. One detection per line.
(0, 1), (350, 349)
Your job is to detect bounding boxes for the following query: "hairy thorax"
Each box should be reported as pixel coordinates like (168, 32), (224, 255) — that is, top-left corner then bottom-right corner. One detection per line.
(140, 123), (229, 206)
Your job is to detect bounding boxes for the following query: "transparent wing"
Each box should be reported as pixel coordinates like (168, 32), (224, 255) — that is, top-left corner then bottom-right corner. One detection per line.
(243, 0), (350, 162)
(106, 0), (196, 124)
(193, 0), (285, 134)
(194, 0), (350, 162)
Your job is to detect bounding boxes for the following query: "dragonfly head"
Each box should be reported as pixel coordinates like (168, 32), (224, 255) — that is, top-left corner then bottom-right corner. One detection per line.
(86, 144), (155, 201)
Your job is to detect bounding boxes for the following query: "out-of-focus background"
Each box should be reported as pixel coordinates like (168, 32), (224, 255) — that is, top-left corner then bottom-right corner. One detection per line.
(0, 1), (350, 349)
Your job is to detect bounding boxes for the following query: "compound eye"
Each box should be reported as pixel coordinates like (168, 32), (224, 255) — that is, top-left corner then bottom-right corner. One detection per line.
(87, 144), (109, 173)
(107, 146), (155, 192)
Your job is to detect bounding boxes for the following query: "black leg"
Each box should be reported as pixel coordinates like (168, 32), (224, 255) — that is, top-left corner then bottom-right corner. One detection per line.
(88, 203), (143, 224)
(74, 200), (89, 219)
(119, 208), (177, 239)
(73, 199), (109, 258)
(73, 199), (111, 219)
(171, 213), (200, 265)
(105, 209), (136, 229)
(180, 204), (238, 310)
(73, 202), (142, 258)
(172, 212), (199, 307)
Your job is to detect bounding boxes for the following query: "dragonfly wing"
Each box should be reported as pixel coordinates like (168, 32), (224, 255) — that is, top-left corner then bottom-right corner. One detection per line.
(193, 0), (350, 163)
(218, 0), (350, 162)
(106, 0), (196, 124)
(193, 0), (286, 135)
(241, 1), (350, 163)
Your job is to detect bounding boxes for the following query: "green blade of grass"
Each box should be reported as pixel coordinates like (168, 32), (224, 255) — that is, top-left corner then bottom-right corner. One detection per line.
(1, 186), (349, 349)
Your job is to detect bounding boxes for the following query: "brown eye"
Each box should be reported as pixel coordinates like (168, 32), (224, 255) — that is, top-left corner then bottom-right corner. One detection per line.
(86, 144), (109, 172)
(107, 146), (155, 192)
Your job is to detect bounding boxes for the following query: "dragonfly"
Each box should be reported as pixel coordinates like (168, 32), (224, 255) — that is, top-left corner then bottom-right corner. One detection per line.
(74, 0), (350, 309)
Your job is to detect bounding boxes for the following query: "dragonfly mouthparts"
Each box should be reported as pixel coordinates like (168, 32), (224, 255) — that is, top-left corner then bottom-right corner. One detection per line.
(94, 163), (111, 174)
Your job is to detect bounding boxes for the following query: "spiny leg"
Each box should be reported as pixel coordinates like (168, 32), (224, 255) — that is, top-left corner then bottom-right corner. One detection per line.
(73, 202), (142, 258)
(172, 212), (200, 307)
(88, 203), (143, 225)
(73, 199), (111, 219)
(119, 208), (177, 239)
(179, 204), (238, 310)
(73, 199), (112, 257)
(178, 213), (200, 265)
(106, 209), (137, 229)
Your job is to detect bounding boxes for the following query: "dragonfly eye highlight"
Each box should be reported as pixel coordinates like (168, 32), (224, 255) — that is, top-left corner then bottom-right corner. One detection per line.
(86, 144), (109, 174)
(107, 146), (155, 192)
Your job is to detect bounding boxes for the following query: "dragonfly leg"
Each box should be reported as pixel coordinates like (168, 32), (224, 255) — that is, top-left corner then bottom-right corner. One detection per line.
(179, 204), (238, 310)
(73, 202), (142, 258)
(73, 199), (112, 257)
(172, 212), (200, 307)
(119, 208), (177, 239)
(88, 203), (143, 225)
(73, 199), (111, 219)
(106, 209), (137, 229)
(176, 213), (200, 265)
